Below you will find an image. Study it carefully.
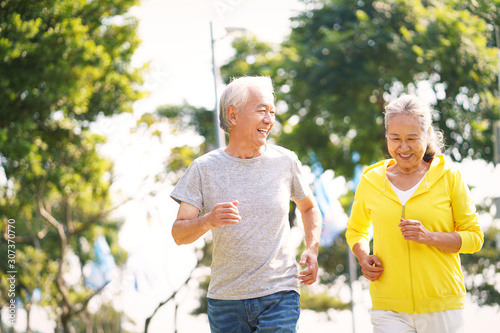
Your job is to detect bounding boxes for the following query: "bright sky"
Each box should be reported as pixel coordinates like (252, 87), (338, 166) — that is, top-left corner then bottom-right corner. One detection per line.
(129, 0), (307, 115)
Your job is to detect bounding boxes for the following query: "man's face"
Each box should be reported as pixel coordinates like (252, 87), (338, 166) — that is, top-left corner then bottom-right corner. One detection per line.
(233, 87), (275, 148)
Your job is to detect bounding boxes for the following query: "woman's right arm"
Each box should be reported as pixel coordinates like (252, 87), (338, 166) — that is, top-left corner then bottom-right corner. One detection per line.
(351, 242), (384, 281)
(346, 177), (383, 281)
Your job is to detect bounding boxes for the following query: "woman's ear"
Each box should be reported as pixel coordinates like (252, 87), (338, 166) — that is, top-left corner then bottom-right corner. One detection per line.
(227, 106), (238, 125)
(427, 125), (433, 137)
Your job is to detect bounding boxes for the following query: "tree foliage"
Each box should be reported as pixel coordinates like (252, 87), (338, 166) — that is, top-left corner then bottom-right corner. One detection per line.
(461, 226), (500, 307)
(136, 103), (218, 180)
(222, 0), (499, 178)
(0, 0), (144, 331)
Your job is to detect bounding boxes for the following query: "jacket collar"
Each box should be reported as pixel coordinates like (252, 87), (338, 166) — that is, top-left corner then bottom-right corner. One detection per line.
(361, 155), (449, 202)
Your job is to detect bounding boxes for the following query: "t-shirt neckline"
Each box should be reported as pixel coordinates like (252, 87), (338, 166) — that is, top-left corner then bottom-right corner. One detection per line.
(219, 146), (270, 163)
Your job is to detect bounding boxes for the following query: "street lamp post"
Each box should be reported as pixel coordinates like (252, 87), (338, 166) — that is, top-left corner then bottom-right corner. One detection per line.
(210, 21), (225, 149)
(494, 25), (500, 164)
(210, 22), (246, 149)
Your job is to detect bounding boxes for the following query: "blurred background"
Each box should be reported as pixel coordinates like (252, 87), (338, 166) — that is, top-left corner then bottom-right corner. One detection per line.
(1, 0), (500, 332)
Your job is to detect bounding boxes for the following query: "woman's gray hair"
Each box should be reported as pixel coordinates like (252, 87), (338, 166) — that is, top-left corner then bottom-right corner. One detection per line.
(384, 95), (445, 162)
(219, 76), (274, 133)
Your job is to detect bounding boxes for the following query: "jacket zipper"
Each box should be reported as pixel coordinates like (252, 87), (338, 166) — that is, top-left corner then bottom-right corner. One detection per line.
(402, 204), (415, 313)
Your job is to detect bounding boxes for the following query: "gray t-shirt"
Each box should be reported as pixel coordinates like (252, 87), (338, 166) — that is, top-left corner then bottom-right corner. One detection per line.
(170, 145), (310, 300)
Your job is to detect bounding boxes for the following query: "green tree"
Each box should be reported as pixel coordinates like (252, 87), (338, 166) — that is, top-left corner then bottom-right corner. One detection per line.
(0, 0), (144, 331)
(222, 0), (499, 178)
(461, 226), (500, 306)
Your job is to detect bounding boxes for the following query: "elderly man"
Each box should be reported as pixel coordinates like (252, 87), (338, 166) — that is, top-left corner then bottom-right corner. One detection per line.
(170, 76), (322, 332)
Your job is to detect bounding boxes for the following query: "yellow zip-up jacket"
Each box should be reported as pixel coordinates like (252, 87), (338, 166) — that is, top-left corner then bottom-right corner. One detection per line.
(346, 155), (483, 314)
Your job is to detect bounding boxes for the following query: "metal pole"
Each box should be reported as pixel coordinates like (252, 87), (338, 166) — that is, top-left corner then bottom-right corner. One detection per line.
(348, 250), (357, 333)
(494, 26), (500, 164)
(497, 25), (500, 119)
(348, 158), (361, 333)
(210, 21), (225, 149)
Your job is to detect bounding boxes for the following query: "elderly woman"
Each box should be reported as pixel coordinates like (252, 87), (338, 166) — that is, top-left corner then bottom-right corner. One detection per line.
(346, 95), (483, 332)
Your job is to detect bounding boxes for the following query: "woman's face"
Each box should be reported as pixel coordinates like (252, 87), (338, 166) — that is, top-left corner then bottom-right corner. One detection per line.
(386, 113), (428, 171)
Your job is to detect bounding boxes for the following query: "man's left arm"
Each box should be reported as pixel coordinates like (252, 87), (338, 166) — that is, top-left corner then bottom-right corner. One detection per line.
(293, 193), (322, 285)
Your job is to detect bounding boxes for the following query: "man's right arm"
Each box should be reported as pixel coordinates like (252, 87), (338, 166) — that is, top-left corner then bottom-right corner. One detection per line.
(172, 201), (241, 245)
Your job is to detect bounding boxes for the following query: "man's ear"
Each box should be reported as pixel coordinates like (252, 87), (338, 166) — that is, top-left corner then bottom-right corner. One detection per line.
(227, 106), (238, 125)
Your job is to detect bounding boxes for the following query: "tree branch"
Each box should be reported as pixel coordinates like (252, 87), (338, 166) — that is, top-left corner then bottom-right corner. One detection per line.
(144, 266), (197, 332)
(72, 281), (111, 318)
(70, 196), (133, 236)
(36, 174), (73, 317)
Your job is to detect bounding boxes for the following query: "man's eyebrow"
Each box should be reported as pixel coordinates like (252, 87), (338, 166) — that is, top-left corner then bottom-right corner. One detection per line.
(256, 103), (275, 109)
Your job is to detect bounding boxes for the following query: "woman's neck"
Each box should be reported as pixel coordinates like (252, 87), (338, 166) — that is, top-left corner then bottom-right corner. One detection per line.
(394, 161), (429, 176)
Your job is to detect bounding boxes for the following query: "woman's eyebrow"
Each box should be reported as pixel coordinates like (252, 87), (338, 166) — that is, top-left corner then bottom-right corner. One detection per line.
(388, 132), (419, 136)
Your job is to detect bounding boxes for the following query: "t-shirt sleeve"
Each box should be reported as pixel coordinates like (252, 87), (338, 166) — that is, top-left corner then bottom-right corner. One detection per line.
(170, 161), (204, 211)
(290, 153), (310, 200)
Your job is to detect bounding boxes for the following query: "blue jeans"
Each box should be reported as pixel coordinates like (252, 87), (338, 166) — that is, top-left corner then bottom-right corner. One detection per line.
(207, 291), (300, 333)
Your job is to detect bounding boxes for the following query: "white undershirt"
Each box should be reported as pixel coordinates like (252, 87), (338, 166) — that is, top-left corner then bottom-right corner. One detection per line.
(388, 172), (428, 205)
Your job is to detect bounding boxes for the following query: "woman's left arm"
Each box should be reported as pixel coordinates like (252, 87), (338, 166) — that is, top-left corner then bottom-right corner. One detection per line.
(398, 220), (462, 253)
(399, 168), (484, 253)
(450, 169), (484, 254)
